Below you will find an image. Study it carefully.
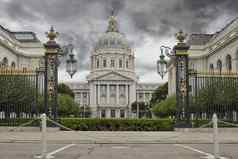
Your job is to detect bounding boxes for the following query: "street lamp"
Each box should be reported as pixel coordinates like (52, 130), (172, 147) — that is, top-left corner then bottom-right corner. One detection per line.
(157, 46), (174, 79)
(157, 53), (167, 79)
(66, 44), (77, 78)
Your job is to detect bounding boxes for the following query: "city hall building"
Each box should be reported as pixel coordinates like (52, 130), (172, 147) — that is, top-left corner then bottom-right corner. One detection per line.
(168, 17), (238, 96)
(67, 15), (160, 118)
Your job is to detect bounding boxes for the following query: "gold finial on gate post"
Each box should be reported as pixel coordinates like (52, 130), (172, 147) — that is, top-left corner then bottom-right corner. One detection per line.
(46, 26), (58, 41)
(175, 30), (187, 44)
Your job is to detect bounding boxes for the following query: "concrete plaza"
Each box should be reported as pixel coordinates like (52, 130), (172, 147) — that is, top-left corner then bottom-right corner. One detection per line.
(0, 143), (237, 159)
(0, 130), (238, 158)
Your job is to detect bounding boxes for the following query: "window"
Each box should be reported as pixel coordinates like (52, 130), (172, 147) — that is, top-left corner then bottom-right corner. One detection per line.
(120, 109), (125, 118)
(11, 62), (16, 68)
(119, 59), (123, 68)
(110, 39), (115, 45)
(226, 54), (232, 72)
(83, 93), (87, 104)
(83, 93), (87, 98)
(101, 110), (106, 118)
(2, 57), (8, 67)
(14, 33), (35, 40)
(104, 39), (108, 45)
(96, 59), (99, 68)
(111, 109), (116, 118)
(209, 64), (214, 73)
(126, 60), (129, 68)
(139, 93), (143, 99)
(111, 59), (115, 67)
(103, 59), (107, 67)
(217, 59), (222, 74)
(23, 67), (27, 72)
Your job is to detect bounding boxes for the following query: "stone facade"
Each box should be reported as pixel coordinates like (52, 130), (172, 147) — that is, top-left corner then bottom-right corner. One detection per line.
(0, 25), (44, 70)
(168, 17), (238, 96)
(67, 15), (161, 118)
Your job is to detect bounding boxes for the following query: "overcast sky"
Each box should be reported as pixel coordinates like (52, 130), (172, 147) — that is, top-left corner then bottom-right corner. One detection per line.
(0, 0), (238, 83)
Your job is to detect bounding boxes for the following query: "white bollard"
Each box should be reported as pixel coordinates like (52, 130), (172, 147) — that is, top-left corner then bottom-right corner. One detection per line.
(41, 113), (47, 158)
(233, 111), (237, 122)
(212, 113), (220, 159)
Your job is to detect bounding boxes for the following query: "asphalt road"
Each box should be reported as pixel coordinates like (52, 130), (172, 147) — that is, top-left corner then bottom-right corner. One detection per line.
(0, 143), (236, 159)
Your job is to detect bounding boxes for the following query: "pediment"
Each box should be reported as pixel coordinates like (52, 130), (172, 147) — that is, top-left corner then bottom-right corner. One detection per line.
(95, 72), (133, 81)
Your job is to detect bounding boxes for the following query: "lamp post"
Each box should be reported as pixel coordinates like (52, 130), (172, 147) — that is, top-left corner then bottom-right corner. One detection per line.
(157, 30), (190, 126)
(157, 46), (173, 79)
(66, 44), (77, 78)
(44, 27), (78, 120)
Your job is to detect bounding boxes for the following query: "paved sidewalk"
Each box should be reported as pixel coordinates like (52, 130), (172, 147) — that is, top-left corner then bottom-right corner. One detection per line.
(1, 131), (238, 144)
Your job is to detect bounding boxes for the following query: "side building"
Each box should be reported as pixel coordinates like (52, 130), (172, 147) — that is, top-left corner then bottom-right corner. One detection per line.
(168, 17), (238, 96)
(67, 14), (161, 118)
(0, 25), (44, 70)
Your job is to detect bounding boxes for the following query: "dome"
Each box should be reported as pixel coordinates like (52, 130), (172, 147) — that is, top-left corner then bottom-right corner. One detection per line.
(95, 32), (130, 50)
(95, 15), (130, 50)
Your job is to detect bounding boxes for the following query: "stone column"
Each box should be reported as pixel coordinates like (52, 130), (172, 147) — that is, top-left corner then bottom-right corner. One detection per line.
(125, 84), (128, 105)
(233, 111), (237, 121)
(106, 108), (110, 118)
(80, 92), (83, 105)
(98, 84), (100, 105)
(129, 83), (136, 118)
(116, 85), (119, 105)
(107, 84), (110, 104)
(143, 93), (146, 103)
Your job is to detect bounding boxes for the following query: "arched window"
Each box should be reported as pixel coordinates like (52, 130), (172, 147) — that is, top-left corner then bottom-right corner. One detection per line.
(96, 59), (99, 68)
(119, 59), (123, 68)
(11, 62), (16, 68)
(226, 54), (232, 72)
(217, 59), (222, 74)
(2, 57), (8, 67)
(209, 64), (214, 73)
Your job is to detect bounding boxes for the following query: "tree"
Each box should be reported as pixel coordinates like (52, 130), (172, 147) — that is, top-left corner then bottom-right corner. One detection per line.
(190, 78), (238, 113)
(0, 75), (38, 118)
(58, 83), (74, 98)
(152, 95), (176, 118)
(57, 83), (80, 117)
(150, 82), (168, 108)
(58, 94), (80, 117)
(0, 75), (37, 105)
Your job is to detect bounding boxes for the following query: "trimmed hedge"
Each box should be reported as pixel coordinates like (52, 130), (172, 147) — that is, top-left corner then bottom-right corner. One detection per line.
(59, 118), (174, 131)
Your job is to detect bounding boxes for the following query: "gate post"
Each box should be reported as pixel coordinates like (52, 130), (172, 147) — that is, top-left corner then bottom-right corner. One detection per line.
(44, 27), (60, 120)
(174, 30), (190, 126)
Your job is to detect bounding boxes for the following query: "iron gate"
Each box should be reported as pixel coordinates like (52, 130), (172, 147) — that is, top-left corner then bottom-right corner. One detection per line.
(0, 68), (46, 126)
(189, 71), (238, 121)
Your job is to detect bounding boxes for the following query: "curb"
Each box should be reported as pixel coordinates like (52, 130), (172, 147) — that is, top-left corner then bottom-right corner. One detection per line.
(1, 139), (238, 144)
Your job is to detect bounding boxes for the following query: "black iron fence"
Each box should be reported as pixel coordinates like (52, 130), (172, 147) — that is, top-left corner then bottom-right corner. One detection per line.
(188, 71), (238, 121)
(0, 68), (45, 126)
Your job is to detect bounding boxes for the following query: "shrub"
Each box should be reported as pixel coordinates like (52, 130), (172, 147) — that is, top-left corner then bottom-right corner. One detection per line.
(59, 118), (174, 131)
(152, 95), (176, 118)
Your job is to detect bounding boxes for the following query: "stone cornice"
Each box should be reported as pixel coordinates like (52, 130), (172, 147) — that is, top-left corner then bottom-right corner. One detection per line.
(0, 30), (43, 57)
(189, 29), (238, 59)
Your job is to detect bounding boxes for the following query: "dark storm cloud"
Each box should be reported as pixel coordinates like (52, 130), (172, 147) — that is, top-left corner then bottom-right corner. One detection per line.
(1, 0), (238, 74)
